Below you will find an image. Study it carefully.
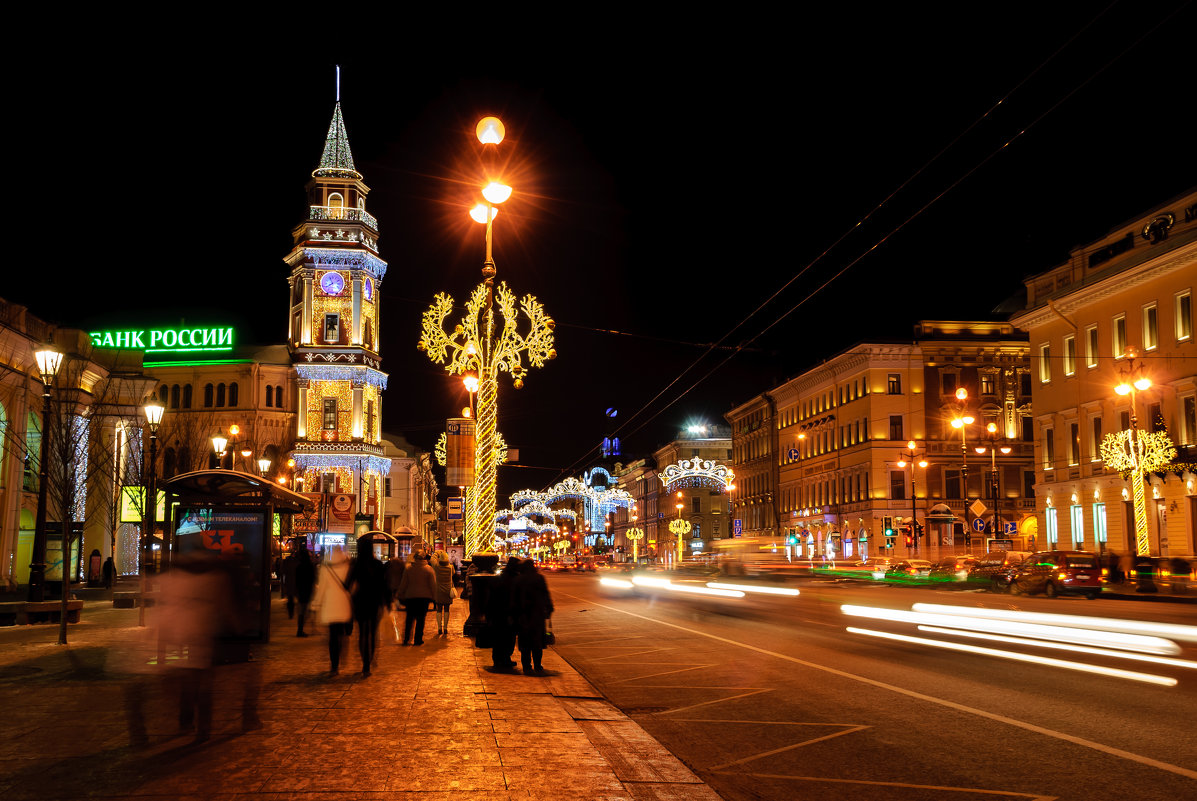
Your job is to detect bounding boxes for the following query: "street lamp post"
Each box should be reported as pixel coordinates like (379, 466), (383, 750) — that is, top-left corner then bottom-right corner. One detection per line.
(419, 116), (556, 558)
(896, 440), (927, 555)
(950, 387), (975, 552)
(1109, 347), (1161, 558)
(27, 345), (63, 602)
(140, 400), (164, 626)
(975, 422), (1012, 545)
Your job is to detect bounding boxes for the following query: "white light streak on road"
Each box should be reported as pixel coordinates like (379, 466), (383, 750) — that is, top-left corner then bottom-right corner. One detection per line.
(707, 582), (800, 596)
(916, 626), (1197, 670)
(846, 627), (1178, 686)
(911, 604), (1197, 643)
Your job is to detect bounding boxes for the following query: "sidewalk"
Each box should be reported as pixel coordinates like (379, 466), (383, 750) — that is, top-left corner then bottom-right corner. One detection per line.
(0, 596), (720, 800)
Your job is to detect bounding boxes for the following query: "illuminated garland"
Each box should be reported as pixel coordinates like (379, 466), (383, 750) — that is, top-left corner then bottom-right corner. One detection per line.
(309, 205), (378, 232)
(659, 457), (734, 494)
(511, 489), (542, 508)
(304, 248), (389, 281)
(292, 453), (392, 476)
(313, 102), (361, 179)
(296, 364), (389, 389)
(1100, 429), (1176, 556)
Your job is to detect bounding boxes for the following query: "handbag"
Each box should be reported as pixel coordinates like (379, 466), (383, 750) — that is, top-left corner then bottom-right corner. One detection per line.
(450, 585), (459, 600)
(544, 617), (556, 646)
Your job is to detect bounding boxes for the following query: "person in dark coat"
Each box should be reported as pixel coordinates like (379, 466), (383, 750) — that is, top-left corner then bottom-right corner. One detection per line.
(102, 556), (116, 589)
(513, 558), (554, 674)
(397, 550), (437, 646)
(347, 536), (391, 676)
(485, 556), (522, 670)
(293, 542), (316, 637)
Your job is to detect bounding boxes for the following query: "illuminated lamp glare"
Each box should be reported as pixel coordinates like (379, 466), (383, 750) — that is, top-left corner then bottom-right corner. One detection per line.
(476, 116), (505, 145)
(470, 204), (497, 224)
(482, 182), (512, 204)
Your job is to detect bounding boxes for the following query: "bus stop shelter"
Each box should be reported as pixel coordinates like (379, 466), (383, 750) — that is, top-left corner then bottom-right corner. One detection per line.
(161, 470), (314, 643)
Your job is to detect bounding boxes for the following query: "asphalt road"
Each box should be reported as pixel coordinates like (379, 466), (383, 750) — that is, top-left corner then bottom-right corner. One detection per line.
(545, 571), (1197, 801)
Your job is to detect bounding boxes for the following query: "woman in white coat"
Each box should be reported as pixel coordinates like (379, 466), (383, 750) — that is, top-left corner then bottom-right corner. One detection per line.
(312, 546), (353, 675)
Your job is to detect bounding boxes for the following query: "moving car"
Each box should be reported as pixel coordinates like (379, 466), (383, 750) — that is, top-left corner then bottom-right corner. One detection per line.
(884, 559), (933, 581)
(968, 550), (1032, 593)
(929, 555), (979, 584)
(1010, 551), (1103, 598)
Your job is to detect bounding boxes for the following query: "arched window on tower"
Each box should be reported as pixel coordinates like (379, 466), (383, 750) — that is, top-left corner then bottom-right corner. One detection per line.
(216, 383), (226, 407)
(328, 192), (344, 219)
(163, 447), (177, 479)
(170, 385), (180, 409)
(274, 385), (284, 409)
(265, 386), (273, 408)
(203, 384), (213, 408)
(158, 385), (168, 405)
(228, 382), (238, 407)
(183, 384), (192, 408)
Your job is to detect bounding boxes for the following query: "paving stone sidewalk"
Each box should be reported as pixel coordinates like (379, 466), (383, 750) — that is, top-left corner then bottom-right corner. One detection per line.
(0, 597), (721, 800)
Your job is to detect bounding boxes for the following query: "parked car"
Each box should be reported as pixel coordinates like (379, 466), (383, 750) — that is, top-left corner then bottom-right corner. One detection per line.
(1010, 551), (1103, 598)
(929, 555), (979, 584)
(968, 550), (1032, 593)
(884, 559), (933, 581)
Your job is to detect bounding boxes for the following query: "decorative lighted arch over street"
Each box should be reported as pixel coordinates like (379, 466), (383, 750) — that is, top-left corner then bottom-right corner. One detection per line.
(659, 457), (734, 494)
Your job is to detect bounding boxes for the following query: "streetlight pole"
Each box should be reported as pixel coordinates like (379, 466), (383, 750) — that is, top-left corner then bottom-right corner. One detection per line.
(950, 387), (975, 553)
(975, 422), (1011, 545)
(28, 345), (63, 602)
(140, 400), (164, 627)
(896, 440), (927, 555)
(1114, 348), (1155, 557)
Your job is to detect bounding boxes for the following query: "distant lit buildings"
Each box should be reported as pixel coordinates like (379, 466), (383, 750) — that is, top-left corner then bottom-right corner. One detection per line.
(1010, 188), (1196, 557)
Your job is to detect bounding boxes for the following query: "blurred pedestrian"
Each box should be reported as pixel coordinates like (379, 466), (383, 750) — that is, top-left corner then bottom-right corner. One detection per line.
(485, 556), (521, 670)
(513, 558), (554, 674)
(158, 550), (237, 741)
(431, 550), (456, 636)
(347, 536), (390, 676)
(385, 554), (407, 641)
(293, 541), (315, 637)
(398, 549), (436, 645)
(282, 546), (297, 618)
(102, 555), (116, 589)
(313, 545), (353, 675)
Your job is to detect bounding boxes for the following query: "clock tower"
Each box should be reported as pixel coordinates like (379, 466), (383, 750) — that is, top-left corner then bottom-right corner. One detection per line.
(286, 100), (390, 524)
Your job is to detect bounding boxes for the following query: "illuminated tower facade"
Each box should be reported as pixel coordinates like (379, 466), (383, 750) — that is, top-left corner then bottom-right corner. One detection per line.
(286, 101), (390, 524)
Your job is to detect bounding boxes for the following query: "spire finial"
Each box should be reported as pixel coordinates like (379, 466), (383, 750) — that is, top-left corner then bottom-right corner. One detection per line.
(336, 64), (340, 102)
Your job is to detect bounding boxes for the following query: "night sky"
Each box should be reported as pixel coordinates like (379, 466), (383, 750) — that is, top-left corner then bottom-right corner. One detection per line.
(12, 5), (1194, 501)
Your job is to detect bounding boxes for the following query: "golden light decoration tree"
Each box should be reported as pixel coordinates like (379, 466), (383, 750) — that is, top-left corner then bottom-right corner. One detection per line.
(668, 518), (691, 564)
(436, 428), (508, 555)
(626, 526), (644, 563)
(419, 116), (556, 557)
(1100, 429), (1175, 556)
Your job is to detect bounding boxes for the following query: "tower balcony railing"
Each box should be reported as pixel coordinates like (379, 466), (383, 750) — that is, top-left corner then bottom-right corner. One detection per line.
(309, 205), (378, 232)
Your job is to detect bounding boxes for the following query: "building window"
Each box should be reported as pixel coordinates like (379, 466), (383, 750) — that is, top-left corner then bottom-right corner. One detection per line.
(946, 469), (961, 499)
(1020, 372), (1032, 396)
(1068, 422), (1079, 466)
(1113, 314), (1126, 358)
(942, 373), (957, 396)
(1093, 503), (1107, 547)
(327, 192), (344, 217)
(158, 385), (168, 405)
(1039, 343), (1052, 383)
(1022, 416), (1034, 442)
(691, 497), (701, 514)
(888, 374), (901, 394)
(1022, 470), (1035, 499)
(1063, 335), (1076, 376)
(1085, 325), (1099, 368)
(275, 386), (284, 408)
(323, 398), (337, 430)
(889, 415), (903, 441)
(890, 471), (906, 500)
(1176, 290), (1192, 342)
(981, 373), (996, 395)
(384, 476), (392, 497)
(265, 387), (273, 408)
(169, 384), (179, 408)
(183, 384), (192, 409)
(1142, 303), (1158, 351)
(216, 383), (226, 407)
(1147, 402), (1164, 433)
(203, 384), (213, 408)
(1043, 426), (1054, 471)
(1120, 410), (1130, 431)
(228, 382), (238, 407)
(1046, 507), (1058, 545)
(1183, 396), (1196, 446)
(1090, 417), (1102, 461)
(1070, 505), (1083, 548)
(324, 313), (340, 344)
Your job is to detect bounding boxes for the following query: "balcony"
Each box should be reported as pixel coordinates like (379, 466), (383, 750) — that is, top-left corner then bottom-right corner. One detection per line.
(309, 205), (378, 232)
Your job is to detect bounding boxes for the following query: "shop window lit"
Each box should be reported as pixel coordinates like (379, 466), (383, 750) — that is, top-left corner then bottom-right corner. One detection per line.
(1046, 507), (1058, 545)
(1093, 503), (1107, 547)
(1070, 504), (1084, 549)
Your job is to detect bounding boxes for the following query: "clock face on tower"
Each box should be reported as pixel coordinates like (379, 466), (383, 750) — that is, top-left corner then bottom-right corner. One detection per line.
(320, 271), (345, 296)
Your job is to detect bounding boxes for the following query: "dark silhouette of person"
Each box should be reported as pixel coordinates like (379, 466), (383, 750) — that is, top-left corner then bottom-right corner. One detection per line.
(102, 556), (116, 589)
(293, 542), (315, 636)
(513, 558), (554, 674)
(485, 556), (522, 670)
(347, 535), (390, 676)
(398, 550), (436, 645)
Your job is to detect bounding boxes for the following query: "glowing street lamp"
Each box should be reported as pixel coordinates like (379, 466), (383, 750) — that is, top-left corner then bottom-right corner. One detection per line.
(896, 440), (928, 554)
(950, 387), (976, 550)
(974, 423), (1012, 542)
(140, 399), (165, 625)
(27, 345), (63, 602)
(419, 117), (556, 557)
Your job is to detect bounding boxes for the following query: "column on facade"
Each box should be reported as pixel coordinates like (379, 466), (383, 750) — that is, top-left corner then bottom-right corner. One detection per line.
(302, 275), (314, 344)
(351, 277), (363, 345)
(296, 380), (309, 439)
(351, 381), (364, 440)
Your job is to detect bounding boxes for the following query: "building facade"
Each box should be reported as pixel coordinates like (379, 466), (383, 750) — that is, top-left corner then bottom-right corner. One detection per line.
(1010, 189), (1197, 558)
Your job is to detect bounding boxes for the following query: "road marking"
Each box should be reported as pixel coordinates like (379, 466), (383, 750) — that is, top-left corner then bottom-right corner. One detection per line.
(660, 688), (770, 716)
(559, 591), (1197, 781)
(707, 724), (870, 771)
(723, 773), (1056, 800)
(610, 664), (714, 683)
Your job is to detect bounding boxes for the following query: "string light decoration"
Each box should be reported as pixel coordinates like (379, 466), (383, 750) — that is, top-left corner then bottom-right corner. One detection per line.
(313, 101), (360, 179)
(626, 526), (644, 562)
(669, 518), (692, 563)
(1100, 429), (1176, 556)
(659, 457), (734, 494)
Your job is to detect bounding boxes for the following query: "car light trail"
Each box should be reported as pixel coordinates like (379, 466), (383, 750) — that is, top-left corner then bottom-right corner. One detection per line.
(916, 626), (1197, 670)
(630, 575), (744, 598)
(706, 582), (800, 596)
(840, 605), (1180, 655)
(599, 577), (635, 589)
(846, 627), (1177, 687)
(910, 604), (1197, 644)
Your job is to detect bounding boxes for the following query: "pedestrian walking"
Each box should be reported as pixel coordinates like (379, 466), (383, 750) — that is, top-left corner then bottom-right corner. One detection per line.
(398, 549), (437, 645)
(347, 535), (390, 676)
(312, 546), (353, 675)
(513, 558), (554, 674)
(102, 555), (116, 589)
(385, 554), (407, 641)
(485, 556), (521, 670)
(293, 541), (316, 636)
(431, 550), (456, 636)
(282, 546), (297, 618)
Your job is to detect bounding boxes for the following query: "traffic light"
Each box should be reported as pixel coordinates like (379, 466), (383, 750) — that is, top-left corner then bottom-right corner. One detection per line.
(883, 516), (894, 537)
(905, 534), (913, 547)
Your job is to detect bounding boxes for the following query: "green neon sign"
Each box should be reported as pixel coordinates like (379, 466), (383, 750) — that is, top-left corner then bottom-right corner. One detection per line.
(90, 326), (235, 354)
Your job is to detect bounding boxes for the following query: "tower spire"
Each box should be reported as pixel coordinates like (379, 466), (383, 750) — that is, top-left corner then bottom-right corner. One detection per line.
(313, 82), (360, 180)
